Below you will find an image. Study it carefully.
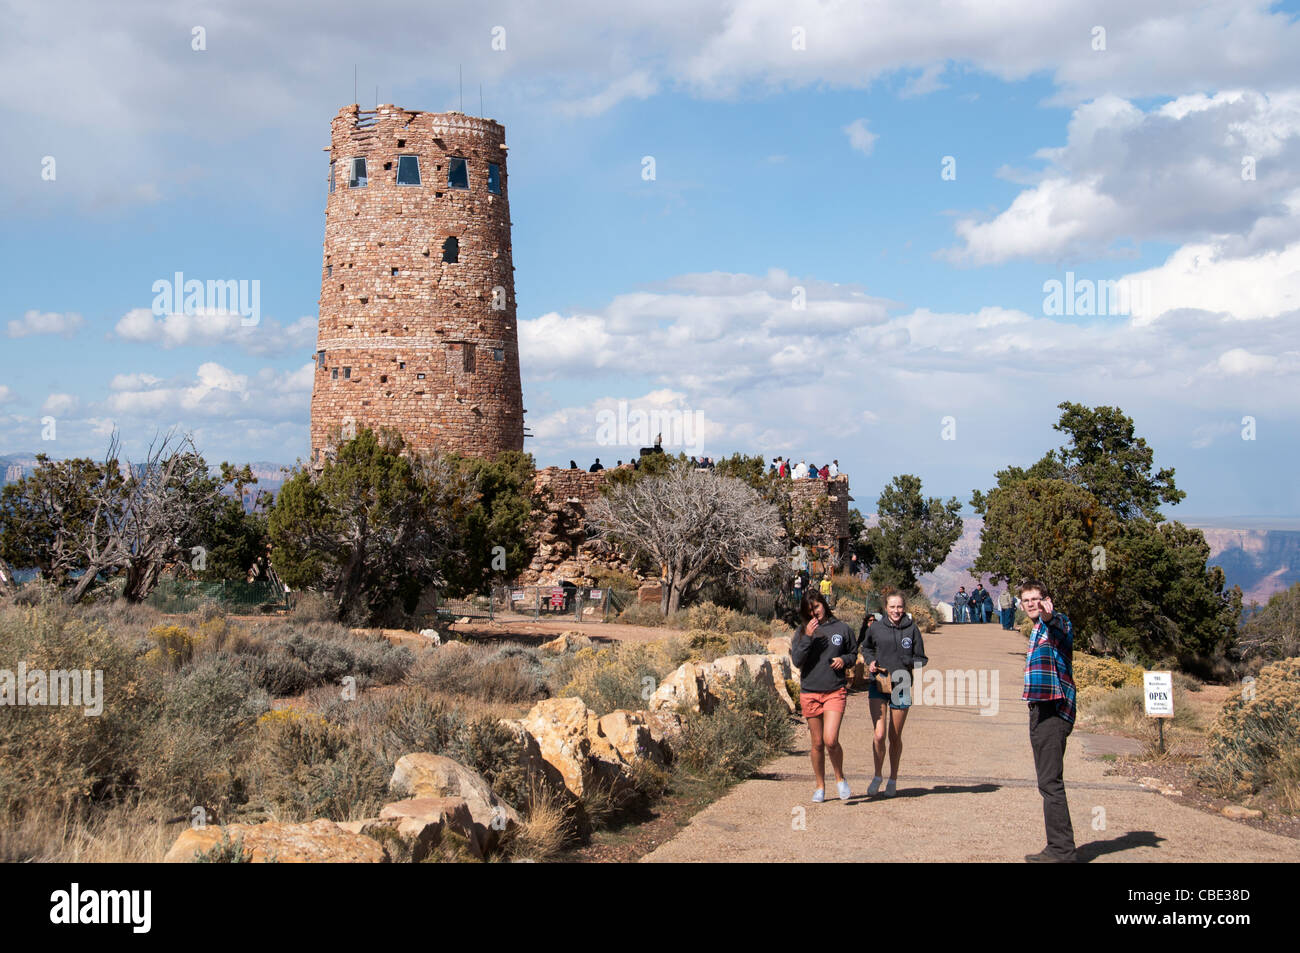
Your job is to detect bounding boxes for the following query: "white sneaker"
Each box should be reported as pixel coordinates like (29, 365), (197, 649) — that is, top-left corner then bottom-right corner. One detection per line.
(867, 776), (883, 796)
(884, 779), (897, 797)
(837, 779), (852, 801)
(812, 788), (825, 803)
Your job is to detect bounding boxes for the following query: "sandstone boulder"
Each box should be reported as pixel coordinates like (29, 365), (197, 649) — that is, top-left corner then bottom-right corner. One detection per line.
(164, 818), (387, 863)
(597, 709), (666, 765)
(515, 696), (599, 798)
(767, 635), (792, 657)
(540, 631), (593, 653)
(648, 661), (709, 713)
(379, 796), (481, 859)
(389, 753), (520, 851)
(649, 655), (795, 714)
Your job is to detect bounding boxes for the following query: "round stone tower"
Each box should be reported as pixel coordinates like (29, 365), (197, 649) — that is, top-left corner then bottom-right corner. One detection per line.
(310, 103), (524, 464)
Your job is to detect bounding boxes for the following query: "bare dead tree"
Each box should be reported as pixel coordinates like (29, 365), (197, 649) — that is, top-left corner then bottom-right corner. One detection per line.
(587, 468), (782, 615)
(67, 431), (221, 603)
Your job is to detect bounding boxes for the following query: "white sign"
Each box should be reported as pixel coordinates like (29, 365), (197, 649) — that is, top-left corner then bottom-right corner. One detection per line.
(588, 589), (603, 601)
(1143, 671), (1174, 718)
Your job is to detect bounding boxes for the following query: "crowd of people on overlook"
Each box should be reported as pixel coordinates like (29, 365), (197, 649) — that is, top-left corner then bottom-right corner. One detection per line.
(771, 456), (839, 479)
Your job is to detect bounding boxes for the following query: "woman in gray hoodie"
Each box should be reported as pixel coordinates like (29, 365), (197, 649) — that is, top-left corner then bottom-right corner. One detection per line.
(789, 590), (858, 803)
(861, 590), (928, 797)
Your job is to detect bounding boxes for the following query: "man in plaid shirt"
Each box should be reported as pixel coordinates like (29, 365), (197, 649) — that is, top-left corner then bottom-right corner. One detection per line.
(1020, 581), (1078, 863)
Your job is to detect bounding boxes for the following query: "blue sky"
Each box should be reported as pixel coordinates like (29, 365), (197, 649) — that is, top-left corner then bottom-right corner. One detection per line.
(3, 0), (1299, 519)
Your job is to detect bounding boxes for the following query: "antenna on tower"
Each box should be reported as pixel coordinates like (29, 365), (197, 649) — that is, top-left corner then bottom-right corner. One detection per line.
(375, 85), (378, 108)
(459, 65), (463, 112)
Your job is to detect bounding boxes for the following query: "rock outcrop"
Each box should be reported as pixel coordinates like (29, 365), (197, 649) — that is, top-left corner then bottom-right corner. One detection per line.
(649, 654), (796, 714)
(389, 753), (519, 853)
(164, 818), (388, 863)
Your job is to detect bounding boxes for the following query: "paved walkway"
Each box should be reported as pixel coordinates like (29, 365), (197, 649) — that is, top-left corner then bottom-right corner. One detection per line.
(643, 622), (1300, 862)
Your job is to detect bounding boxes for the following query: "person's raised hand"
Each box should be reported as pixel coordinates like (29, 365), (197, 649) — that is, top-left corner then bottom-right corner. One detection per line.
(1041, 596), (1054, 618)
(806, 617), (820, 636)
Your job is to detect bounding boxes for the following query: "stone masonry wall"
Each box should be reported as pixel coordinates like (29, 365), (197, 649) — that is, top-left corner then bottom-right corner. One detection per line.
(310, 104), (524, 463)
(787, 474), (852, 561)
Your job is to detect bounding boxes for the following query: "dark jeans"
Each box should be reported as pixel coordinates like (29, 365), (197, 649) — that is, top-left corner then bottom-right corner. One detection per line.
(1000, 607), (1015, 629)
(1029, 701), (1077, 861)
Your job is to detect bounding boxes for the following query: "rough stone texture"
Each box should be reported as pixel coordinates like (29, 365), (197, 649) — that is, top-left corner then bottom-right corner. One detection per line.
(378, 796), (482, 858)
(521, 466), (640, 587)
(598, 709), (667, 765)
(540, 631), (594, 653)
(310, 104), (523, 463)
(649, 654), (795, 714)
(163, 819), (388, 863)
(388, 753), (520, 852)
(787, 474), (852, 563)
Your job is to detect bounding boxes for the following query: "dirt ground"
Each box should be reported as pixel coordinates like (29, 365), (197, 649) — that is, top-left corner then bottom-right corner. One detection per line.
(639, 622), (1300, 863)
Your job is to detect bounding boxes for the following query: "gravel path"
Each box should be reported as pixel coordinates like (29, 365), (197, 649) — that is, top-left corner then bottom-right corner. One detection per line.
(642, 622), (1300, 863)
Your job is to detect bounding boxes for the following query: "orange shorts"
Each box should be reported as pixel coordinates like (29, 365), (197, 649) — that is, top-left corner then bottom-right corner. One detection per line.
(801, 687), (847, 718)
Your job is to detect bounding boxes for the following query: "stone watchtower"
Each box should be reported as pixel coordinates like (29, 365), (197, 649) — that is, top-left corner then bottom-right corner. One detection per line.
(309, 104), (525, 464)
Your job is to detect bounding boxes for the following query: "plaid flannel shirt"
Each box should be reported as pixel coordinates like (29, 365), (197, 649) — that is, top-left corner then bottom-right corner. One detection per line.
(1022, 611), (1076, 724)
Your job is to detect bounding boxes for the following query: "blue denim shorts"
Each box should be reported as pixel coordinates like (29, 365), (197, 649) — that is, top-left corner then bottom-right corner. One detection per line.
(868, 680), (912, 710)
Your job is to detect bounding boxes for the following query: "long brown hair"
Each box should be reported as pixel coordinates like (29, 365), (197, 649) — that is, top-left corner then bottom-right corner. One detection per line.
(798, 590), (834, 627)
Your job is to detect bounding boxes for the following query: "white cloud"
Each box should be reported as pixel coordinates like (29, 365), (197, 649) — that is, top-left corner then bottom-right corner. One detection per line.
(0, 385), (13, 403)
(900, 63), (947, 98)
(104, 361), (312, 421)
(8, 2), (1300, 210)
(843, 118), (878, 156)
(6, 310), (85, 338)
(1124, 240), (1300, 323)
(41, 393), (79, 416)
(519, 263), (1298, 465)
(1213, 348), (1281, 376)
(113, 308), (317, 357)
(946, 91), (1300, 264)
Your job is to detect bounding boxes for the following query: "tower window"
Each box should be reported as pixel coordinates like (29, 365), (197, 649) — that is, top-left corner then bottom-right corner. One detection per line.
(343, 366), (351, 379)
(349, 157), (368, 188)
(447, 157), (469, 189)
(417, 373), (425, 380)
(493, 347), (504, 362)
(317, 350), (326, 369)
(326, 264), (332, 277)
(329, 159), (336, 194)
(331, 367), (338, 379)
(399, 361), (406, 370)
(464, 347), (476, 373)
(397, 155), (421, 186)
(488, 163), (501, 194)
(442, 237), (459, 263)
(391, 267), (399, 276)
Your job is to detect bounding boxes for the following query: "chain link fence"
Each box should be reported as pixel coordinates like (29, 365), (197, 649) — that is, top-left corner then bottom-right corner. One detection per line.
(145, 578), (289, 614)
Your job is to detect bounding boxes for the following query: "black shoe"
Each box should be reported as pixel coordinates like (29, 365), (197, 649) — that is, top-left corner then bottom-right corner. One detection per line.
(1025, 849), (1077, 863)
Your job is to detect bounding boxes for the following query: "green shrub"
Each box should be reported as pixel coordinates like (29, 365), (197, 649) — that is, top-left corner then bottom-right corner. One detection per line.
(677, 667), (794, 786)
(243, 710), (390, 822)
(557, 643), (674, 716)
(1197, 657), (1300, 807)
(407, 642), (548, 705)
(0, 605), (160, 817)
(1073, 654), (1145, 691)
(192, 831), (256, 863)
